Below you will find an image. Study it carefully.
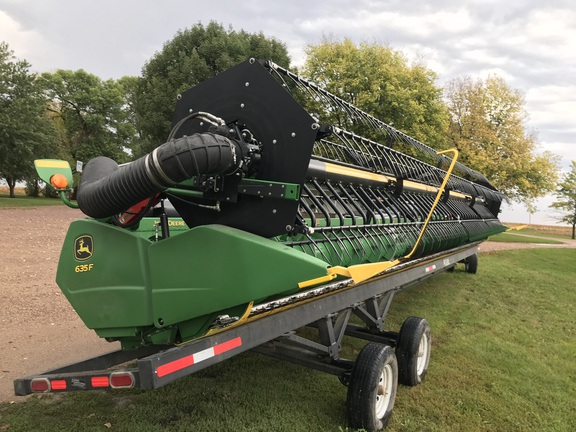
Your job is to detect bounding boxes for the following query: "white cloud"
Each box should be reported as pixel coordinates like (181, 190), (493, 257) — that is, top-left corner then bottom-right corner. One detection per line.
(0, 10), (51, 59)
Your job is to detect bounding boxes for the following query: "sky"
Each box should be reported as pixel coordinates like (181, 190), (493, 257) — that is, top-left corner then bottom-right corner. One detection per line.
(0, 0), (574, 225)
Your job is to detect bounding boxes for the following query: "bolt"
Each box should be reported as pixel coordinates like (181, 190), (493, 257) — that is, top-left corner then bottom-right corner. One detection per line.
(240, 103), (245, 108)
(311, 123), (319, 130)
(272, 139), (277, 144)
(245, 82), (250, 87)
(291, 132), (296, 137)
(272, 209), (277, 214)
(200, 121), (204, 126)
(286, 225), (292, 231)
(177, 94), (182, 100)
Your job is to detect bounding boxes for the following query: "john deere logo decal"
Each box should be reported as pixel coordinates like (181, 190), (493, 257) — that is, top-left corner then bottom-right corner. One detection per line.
(74, 235), (93, 261)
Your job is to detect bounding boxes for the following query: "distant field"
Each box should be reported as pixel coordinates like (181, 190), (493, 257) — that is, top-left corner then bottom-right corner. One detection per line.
(1, 249), (574, 432)
(488, 232), (563, 244)
(0, 186), (63, 208)
(504, 222), (572, 238)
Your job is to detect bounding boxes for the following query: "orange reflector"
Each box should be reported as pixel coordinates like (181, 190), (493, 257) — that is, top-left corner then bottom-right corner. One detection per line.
(110, 372), (135, 388)
(91, 376), (109, 388)
(51, 380), (67, 390)
(50, 173), (68, 190)
(31, 378), (50, 392)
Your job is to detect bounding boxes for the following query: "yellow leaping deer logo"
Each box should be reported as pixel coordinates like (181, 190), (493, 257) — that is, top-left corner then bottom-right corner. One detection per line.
(74, 235), (93, 261)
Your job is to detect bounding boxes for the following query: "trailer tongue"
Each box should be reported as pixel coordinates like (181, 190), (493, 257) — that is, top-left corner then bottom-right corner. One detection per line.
(23, 58), (506, 431)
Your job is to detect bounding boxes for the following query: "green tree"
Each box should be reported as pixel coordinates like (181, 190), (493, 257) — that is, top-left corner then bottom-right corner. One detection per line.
(445, 76), (559, 202)
(302, 38), (449, 149)
(134, 21), (291, 155)
(550, 161), (576, 239)
(0, 42), (59, 197)
(40, 70), (135, 163)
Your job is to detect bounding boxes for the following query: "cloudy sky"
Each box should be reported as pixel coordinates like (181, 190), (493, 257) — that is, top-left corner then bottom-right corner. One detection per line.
(1, 0), (574, 224)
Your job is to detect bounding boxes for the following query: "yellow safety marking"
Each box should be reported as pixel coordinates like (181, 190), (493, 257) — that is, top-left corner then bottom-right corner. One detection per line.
(324, 162), (391, 183)
(327, 261), (400, 284)
(35, 160), (70, 168)
(298, 272), (337, 289)
(506, 225), (527, 231)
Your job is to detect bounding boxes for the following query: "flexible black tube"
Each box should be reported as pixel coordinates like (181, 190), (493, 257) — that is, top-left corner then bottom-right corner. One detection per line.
(77, 133), (238, 218)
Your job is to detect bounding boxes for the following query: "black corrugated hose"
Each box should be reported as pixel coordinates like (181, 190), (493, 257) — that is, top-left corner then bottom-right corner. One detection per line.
(77, 133), (239, 219)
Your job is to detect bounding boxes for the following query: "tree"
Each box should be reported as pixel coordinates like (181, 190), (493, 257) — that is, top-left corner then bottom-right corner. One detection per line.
(40, 70), (135, 164)
(134, 21), (291, 155)
(445, 76), (559, 202)
(302, 38), (450, 149)
(550, 161), (576, 239)
(0, 42), (59, 197)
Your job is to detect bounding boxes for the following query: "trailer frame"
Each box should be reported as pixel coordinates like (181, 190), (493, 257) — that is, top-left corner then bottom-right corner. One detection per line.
(14, 242), (478, 397)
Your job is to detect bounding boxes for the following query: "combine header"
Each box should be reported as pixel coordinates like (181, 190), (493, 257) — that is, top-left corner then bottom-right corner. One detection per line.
(19, 59), (506, 430)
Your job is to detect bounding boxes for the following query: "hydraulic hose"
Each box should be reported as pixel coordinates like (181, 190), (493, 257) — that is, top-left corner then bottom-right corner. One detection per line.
(77, 133), (239, 219)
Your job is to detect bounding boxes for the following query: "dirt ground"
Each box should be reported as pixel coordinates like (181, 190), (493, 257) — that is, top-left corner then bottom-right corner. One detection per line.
(0, 207), (115, 403)
(0, 207), (574, 403)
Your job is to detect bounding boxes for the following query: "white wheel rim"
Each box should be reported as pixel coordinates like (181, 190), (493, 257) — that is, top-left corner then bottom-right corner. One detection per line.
(416, 333), (430, 376)
(375, 363), (394, 418)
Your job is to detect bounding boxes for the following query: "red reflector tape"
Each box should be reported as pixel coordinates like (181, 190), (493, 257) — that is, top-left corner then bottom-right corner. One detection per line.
(213, 337), (242, 355)
(50, 380), (67, 390)
(425, 265), (436, 273)
(156, 337), (242, 378)
(156, 355), (194, 378)
(91, 376), (110, 388)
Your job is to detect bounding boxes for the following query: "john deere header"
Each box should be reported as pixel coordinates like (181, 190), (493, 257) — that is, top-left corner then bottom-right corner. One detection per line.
(36, 59), (506, 349)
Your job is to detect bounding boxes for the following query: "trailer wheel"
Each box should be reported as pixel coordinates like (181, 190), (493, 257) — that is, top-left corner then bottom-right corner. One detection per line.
(396, 317), (431, 386)
(346, 343), (398, 431)
(465, 254), (478, 274)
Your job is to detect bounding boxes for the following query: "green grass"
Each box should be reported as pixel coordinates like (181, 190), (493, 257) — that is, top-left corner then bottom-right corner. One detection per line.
(1, 249), (575, 431)
(488, 232), (563, 244)
(0, 194), (63, 208)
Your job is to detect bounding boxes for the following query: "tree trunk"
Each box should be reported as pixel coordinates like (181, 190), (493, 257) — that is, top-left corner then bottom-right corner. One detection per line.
(6, 176), (16, 198)
(572, 222), (575, 240)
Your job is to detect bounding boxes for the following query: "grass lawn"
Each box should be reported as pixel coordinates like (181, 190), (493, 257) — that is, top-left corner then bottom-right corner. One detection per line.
(0, 194), (63, 208)
(488, 232), (563, 244)
(1, 249), (575, 431)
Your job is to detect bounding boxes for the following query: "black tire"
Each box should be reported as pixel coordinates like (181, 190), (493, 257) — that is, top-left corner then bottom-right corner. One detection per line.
(395, 317), (431, 386)
(346, 343), (398, 431)
(465, 254), (478, 274)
